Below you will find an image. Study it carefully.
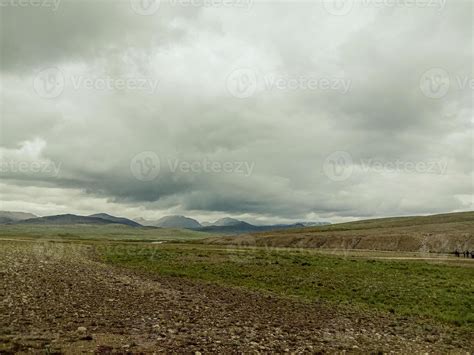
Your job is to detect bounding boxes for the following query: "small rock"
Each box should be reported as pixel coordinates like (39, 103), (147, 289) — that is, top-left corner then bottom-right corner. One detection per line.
(96, 345), (114, 352)
(77, 326), (87, 333)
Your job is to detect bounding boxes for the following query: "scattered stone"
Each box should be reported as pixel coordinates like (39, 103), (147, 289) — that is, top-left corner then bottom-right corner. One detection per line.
(0, 241), (470, 353)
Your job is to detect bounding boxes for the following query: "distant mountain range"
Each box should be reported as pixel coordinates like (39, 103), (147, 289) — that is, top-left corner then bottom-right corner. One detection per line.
(199, 221), (330, 234)
(7, 213), (141, 227)
(137, 215), (202, 229)
(134, 215), (329, 234)
(0, 211), (329, 234)
(196, 219), (329, 235)
(212, 217), (246, 227)
(89, 213), (142, 227)
(0, 211), (38, 224)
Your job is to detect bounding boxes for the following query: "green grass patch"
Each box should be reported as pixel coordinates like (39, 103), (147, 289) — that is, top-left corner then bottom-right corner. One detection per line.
(0, 224), (211, 242)
(101, 244), (474, 328)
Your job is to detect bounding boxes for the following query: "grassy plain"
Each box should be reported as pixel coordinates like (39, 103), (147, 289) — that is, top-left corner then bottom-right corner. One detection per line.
(0, 224), (211, 242)
(101, 243), (474, 328)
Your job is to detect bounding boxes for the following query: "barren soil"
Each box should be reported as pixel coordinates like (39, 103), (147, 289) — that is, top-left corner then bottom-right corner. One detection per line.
(1, 240), (472, 353)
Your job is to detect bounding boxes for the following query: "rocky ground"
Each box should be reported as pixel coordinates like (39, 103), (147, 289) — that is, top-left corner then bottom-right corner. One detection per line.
(0, 240), (472, 354)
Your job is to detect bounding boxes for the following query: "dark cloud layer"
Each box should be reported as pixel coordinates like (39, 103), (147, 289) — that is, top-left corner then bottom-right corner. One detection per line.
(0, 0), (472, 223)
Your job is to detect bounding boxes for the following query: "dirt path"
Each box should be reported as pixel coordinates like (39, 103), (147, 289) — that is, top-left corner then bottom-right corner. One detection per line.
(0, 240), (471, 353)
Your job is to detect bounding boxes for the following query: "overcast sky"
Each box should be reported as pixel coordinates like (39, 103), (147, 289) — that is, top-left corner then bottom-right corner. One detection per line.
(0, 0), (472, 224)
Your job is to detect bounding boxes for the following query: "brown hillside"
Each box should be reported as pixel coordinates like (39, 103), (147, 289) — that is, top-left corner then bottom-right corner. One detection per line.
(204, 212), (474, 253)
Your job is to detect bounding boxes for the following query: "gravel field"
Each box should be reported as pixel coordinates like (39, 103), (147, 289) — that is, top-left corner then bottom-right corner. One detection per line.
(1, 240), (472, 353)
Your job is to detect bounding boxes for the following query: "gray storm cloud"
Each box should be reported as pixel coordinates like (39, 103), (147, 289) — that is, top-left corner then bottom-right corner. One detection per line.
(0, 0), (472, 223)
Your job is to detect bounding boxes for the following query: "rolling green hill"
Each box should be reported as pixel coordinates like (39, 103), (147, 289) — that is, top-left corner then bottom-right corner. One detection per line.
(0, 224), (212, 242)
